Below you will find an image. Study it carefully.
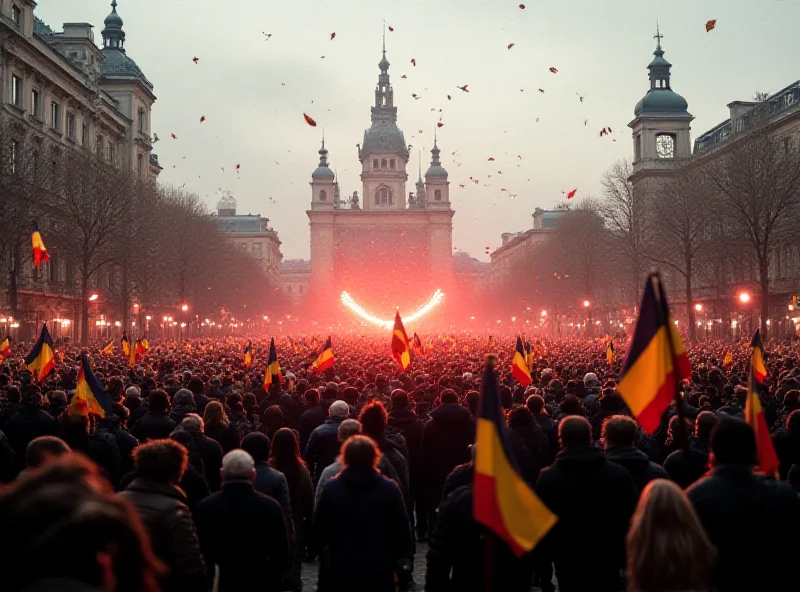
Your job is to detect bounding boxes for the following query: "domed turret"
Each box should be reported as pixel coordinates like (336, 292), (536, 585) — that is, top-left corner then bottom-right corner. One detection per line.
(425, 133), (448, 179)
(312, 138), (335, 179)
(633, 24), (689, 118)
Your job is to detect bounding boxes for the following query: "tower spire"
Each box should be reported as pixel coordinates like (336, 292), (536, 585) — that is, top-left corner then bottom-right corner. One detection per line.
(418, 149), (422, 182)
(102, 0), (126, 50)
(383, 20), (386, 55)
(654, 20), (663, 51)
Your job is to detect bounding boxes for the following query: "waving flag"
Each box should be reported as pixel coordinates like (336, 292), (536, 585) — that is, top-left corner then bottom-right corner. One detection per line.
(746, 330), (779, 477)
(391, 311), (411, 369)
(0, 338), (10, 363)
(412, 332), (425, 355)
(617, 274), (691, 433)
(311, 336), (335, 373)
(722, 351), (733, 367)
(102, 340), (115, 355)
(71, 353), (112, 418)
(511, 336), (532, 386)
(121, 333), (131, 357)
(128, 337), (137, 368)
(606, 339), (616, 364)
(31, 223), (50, 269)
(264, 337), (281, 387)
(25, 323), (55, 382)
(474, 356), (557, 555)
(243, 340), (254, 367)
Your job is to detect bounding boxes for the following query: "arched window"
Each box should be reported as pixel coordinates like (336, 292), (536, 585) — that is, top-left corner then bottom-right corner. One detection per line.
(376, 187), (392, 205)
(434, 189), (442, 201)
(373, 159), (379, 169)
(319, 190), (327, 201)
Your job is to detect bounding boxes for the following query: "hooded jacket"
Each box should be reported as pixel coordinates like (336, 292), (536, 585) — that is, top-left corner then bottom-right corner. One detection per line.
(604, 444), (669, 494)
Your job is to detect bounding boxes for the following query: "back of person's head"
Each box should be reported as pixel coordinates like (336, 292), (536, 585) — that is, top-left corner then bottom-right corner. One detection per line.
(695, 410), (719, 441)
(627, 479), (715, 592)
(329, 400), (349, 418)
(359, 400), (388, 439)
(6, 386), (20, 404)
(0, 453), (164, 592)
(269, 427), (301, 467)
(710, 417), (756, 466)
(304, 388), (320, 405)
(559, 416), (592, 449)
(112, 402), (130, 425)
(526, 394), (546, 414)
(507, 405), (534, 428)
(203, 400), (228, 428)
(338, 418), (361, 443)
(147, 390), (169, 413)
(601, 415), (638, 449)
(499, 385), (512, 410)
(390, 389), (409, 409)
(125, 385), (141, 399)
(559, 394), (583, 417)
(48, 390), (67, 405)
(241, 432), (270, 463)
(342, 386), (359, 405)
(788, 463), (800, 492)
(172, 389), (195, 408)
(132, 440), (188, 484)
(26, 436), (70, 469)
(21, 386), (42, 406)
(439, 389), (458, 405)
(181, 413), (204, 435)
(464, 390), (479, 414)
(787, 409), (800, 433)
(341, 435), (379, 471)
(221, 449), (255, 482)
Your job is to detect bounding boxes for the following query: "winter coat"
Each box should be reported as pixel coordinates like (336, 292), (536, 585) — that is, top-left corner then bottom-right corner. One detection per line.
(60, 425), (124, 490)
(0, 429), (17, 482)
(312, 467), (411, 592)
(191, 433), (223, 492)
(387, 408), (425, 488)
(441, 461), (474, 502)
(0, 402), (19, 431)
(426, 484), (535, 592)
(253, 461), (294, 537)
(130, 410), (176, 443)
(303, 416), (346, 483)
(532, 412), (559, 457)
(535, 445), (638, 592)
(605, 444), (670, 495)
(169, 404), (196, 425)
(195, 480), (290, 592)
(297, 403), (328, 452)
(3, 404), (59, 465)
(120, 467), (210, 517)
(688, 464), (800, 592)
(315, 455), (401, 509)
(204, 422), (240, 454)
(663, 436), (711, 489)
(419, 403), (475, 505)
(107, 424), (138, 475)
(119, 479), (206, 592)
(772, 427), (800, 481)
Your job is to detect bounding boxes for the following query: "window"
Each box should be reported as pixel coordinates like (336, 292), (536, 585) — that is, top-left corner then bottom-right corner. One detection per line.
(136, 153), (143, 179)
(381, 158), (387, 168)
(11, 75), (22, 108)
(31, 89), (40, 117)
(390, 159), (395, 169)
(11, 5), (21, 26)
(319, 190), (327, 201)
(11, 140), (19, 175)
(108, 141), (115, 164)
(655, 133), (675, 159)
(253, 243), (263, 252)
(373, 158), (379, 169)
(634, 134), (641, 161)
(66, 114), (76, 140)
(50, 102), (60, 130)
(238, 242), (248, 251)
(376, 187), (392, 205)
(434, 189), (442, 201)
(96, 134), (104, 158)
(138, 108), (145, 133)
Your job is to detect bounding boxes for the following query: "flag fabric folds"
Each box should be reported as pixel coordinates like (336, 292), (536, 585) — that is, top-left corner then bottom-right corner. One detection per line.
(102, 340), (115, 355)
(121, 333), (130, 357)
(745, 330), (779, 477)
(474, 358), (557, 556)
(71, 353), (112, 418)
(128, 337), (137, 368)
(391, 311), (411, 369)
(617, 274), (691, 434)
(0, 338), (10, 363)
(25, 323), (56, 382)
(722, 351), (733, 367)
(412, 332), (425, 355)
(135, 339), (146, 357)
(264, 337), (281, 387)
(311, 336), (335, 373)
(511, 336), (532, 387)
(31, 223), (50, 269)
(606, 339), (615, 364)
(243, 340), (254, 367)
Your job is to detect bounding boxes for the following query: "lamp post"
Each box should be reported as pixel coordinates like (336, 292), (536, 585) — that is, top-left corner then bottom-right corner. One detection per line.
(583, 300), (592, 338)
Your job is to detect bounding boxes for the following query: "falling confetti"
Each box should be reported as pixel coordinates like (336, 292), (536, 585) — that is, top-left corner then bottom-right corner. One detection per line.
(192, 57), (199, 64)
(303, 113), (317, 127)
(200, 116), (206, 122)
(171, 133), (177, 139)
(566, 188), (577, 199)
(519, 3), (526, 8)
(236, 164), (241, 171)
(411, 58), (416, 66)
(401, 74), (407, 79)
(488, 157), (495, 161)
(600, 127), (608, 136)
(412, 94), (421, 100)
(507, 43), (515, 49)
(457, 85), (469, 92)
(549, 67), (558, 73)
(262, 32), (272, 40)
(388, 26), (394, 32)
(330, 32), (336, 40)
(447, 95), (452, 100)
(437, 122), (444, 128)
(576, 92), (584, 102)
(705, 19), (717, 32)
(538, 88), (545, 93)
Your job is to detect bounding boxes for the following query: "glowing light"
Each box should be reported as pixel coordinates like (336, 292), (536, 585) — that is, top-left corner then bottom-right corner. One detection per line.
(739, 292), (750, 304)
(88, 294), (99, 301)
(145, 315), (152, 321)
(541, 310), (547, 317)
(181, 304), (189, 312)
(583, 300), (590, 308)
(340, 289), (445, 329)
(695, 304), (703, 312)
(766, 319), (771, 326)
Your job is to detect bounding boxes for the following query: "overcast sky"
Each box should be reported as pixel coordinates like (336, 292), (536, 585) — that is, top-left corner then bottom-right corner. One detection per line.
(36, 0), (800, 261)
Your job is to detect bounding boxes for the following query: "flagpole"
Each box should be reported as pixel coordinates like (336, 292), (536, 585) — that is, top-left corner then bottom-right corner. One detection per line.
(651, 272), (691, 467)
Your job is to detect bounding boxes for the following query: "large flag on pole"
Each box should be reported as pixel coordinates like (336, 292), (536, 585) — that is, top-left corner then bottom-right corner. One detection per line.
(311, 336), (335, 373)
(71, 353), (112, 418)
(617, 274), (691, 434)
(745, 330), (779, 477)
(31, 223), (50, 269)
(243, 340), (254, 367)
(264, 337), (281, 387)
(510, 336), (532, 387)
(25, 323), (55, 382)
(391, 311), (411, 370)
(102, 340), (115, 355)
(474, 356), (557, 556)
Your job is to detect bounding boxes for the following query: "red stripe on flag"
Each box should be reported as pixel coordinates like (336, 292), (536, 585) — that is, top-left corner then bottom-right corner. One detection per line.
(636, 373), (676, 434)
(473, 472), (526, 557)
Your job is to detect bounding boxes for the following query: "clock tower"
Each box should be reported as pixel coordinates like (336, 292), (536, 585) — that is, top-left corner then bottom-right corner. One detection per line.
(628, 25), (693, 191)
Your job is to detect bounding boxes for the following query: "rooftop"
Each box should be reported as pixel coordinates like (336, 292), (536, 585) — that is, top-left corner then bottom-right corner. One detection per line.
(216, 214), (279, 236)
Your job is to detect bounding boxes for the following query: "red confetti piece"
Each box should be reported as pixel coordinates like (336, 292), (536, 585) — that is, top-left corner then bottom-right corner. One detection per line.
(200, 116), (206, 122)
(519, 4), (526, 9)
(549, 67), (558, 73)
(388, 26), (394, 32)
(330, 32), (336, 40)
(411, 58), (416, 66)
(437, 122), (444, 128)
(566, 188), (577, 199)
(192, 57), (199, 64)
(507, 43), (515, 49)
(303, 113), (317, 127)
(171, 133), (177, 139)
(706, 19), (716, 32)
(457, 85), (469, 92)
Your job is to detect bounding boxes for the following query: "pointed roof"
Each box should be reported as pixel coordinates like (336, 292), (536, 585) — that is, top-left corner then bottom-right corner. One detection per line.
(426, 131), (448, 178)
(100, 0), (153, 90)
(312, 136), (335, 179)
(633, 26), (689, 118)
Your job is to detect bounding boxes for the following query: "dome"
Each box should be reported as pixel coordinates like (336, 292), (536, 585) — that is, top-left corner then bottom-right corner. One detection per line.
(101, 48), (152, 87)
(425, 165), (448, 178)
(312, 166), (335, 179)
(634, 89), (689, 117)
(361, 121), (408, 159)
(104, 10), (123, 29)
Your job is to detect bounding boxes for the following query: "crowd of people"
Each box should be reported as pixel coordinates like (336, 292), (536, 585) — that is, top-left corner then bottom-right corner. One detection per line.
(0, 332), (799, 592)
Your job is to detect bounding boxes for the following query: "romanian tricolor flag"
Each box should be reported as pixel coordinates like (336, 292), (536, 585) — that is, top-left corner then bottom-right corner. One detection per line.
(128, 337), (137, 368)
(617, 274), (691, 434)
(264, 337), (281, 387)
(745, 330), (779, 477)
(606, 339), (616, 364)
(25, 323), (56, 382)
(31, 223), (50, 269)
(474, 357), (557, 556)
(70, 353), (112, 418)
(311, 336), (335, 373)
(121, 333), (131, 357)
(510, 336), (532, 387)
(135, 339), (147, 357)
(525, 340), (535, 371)
(243, 340), (254, 367)
(412, 332), (425, 355)
(0, 338), (11, 363)
(722, 351), (733, 367)
(391, 311), (411, 370)
(102, 340), (115, 355)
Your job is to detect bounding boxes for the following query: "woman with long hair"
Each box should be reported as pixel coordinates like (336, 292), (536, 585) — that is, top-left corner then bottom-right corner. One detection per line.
(269, 427), (314, 592)
(202, 400), (240, 453)
(627, 479), (715, 592)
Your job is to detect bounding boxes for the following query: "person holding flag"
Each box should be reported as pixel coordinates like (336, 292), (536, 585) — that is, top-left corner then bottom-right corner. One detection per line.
(510, 336), (532, 387)
(311, 336), (335, 373)
(25, 323), (56, 382)
(0, 337), (10, 364)
(70, 353), (113, 418)
(391, 311), (411, 370)
(264, 337), (281, 388)
(745, 330), (779, 477)
(243, 340), (254, 367)
(31, 222), (50, 269)
(722, 351), (733, 367)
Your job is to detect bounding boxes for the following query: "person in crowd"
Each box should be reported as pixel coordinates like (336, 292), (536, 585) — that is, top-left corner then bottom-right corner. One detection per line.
(203, 400), (241, 453)
(108, 402), (139, 474)
(0, 429), (16, 482)
(663, 410), (718, 489)
(304, 399), (349, 484)
(507, 405), (550, 484)
(772, 409), (800, 481)
(602, 415), (669, 494)
(24, 435), (70, 471)
(181, 413), (223, 491)
(60, 414), (125, 490)
(4, 386), (59, 469)
(195, 450), (290, 592)
(297, 388), (326, 452)
(170, 389), (197, 425)
(535, 416), (638, 592)
(627, 479), (716, 592)
(387, 389), (426, 538)
(687, 417), (800, 592)
(0, 453), (164, 592)
(125, 385), (149, 426)
(526, 393), (558, 460)
(131, 390), (176, 443)
(0, 385), (21, 430)
(226, 393), (254, 441)
(166, 429), (211, 514)
(120, 439), (206, 592)
(360, 400), (410, 504)
(241, 431), (294, 537)
(312, 435), (412, 592)
(46, 390), (68, 420)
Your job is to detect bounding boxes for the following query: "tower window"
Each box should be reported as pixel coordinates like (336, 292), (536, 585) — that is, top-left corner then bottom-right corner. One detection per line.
(11, 5), (21, 26)
(655, 133), (675, 159)
(390, 159), (395, 169)
(376, 187), (392, 205)
(434, 189), (442, 201)
(373, 158), (379, 169)
(138, 108), (146, 133)
(50, 102), (60, 130)
(31, 89), (40, 117)
(319, 190), (327, 201)
(381, 158), (387, 168)
(11, 75), (22, 108)
(634, 134), (641, 161)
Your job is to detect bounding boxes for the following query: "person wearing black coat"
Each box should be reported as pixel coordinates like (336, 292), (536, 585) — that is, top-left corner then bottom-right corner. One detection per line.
(0, 429), (16, 482)
(303, 401), (348, 484)
(4, 390), (59, 470)
(441, 459), (474, 502)
(60, 416), (125, 490)
(419, 390), (475, 538)
(388, 390), (426, 537)
(130, 390), (176, 442)
(297, 389), (327, 453)
(241, 432), (295, 538)
(195, 450), (290, 592)
(601, 415), (669, 495)
(535, 417), (637, 592)
(527, 394), (558, 462)
(103, 404), (139, 475)
(180, 414), (224, 492)
(312, 435), (411, 592)
(772, 409), (800, 481)
(687, 417), (800, 592)
(663, 410), (718, 488)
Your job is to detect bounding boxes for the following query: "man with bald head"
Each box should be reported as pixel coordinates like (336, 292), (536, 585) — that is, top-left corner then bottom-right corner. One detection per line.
(534, 416), (638, 592)
(195, 450), (290, 591)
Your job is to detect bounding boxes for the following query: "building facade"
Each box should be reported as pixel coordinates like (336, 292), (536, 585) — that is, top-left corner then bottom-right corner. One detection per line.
(280, 259), (311, 307)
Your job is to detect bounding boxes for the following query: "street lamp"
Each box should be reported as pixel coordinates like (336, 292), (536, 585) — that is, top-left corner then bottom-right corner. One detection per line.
(181, 304), (189, 312)
(88, 294), (99, 302)
(541, 310), (547, 317)
(695, 304), (703, 312)
(583, 300), (590, 308)
(739, 292), (750, 304)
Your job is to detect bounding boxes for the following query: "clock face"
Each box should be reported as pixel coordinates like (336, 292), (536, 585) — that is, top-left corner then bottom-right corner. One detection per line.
(656, 134), (675, 159)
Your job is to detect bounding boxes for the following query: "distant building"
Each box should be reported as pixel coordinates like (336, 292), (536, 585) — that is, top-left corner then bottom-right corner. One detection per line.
(280, 259), (312, 307)
(214, 194), (282, 286)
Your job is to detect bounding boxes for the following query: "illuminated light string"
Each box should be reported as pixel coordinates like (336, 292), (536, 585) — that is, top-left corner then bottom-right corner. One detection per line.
(340, 290), (445, 329)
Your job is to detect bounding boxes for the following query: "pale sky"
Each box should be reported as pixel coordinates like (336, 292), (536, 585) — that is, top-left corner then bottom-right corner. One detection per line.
(36, 0), (800, 262)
